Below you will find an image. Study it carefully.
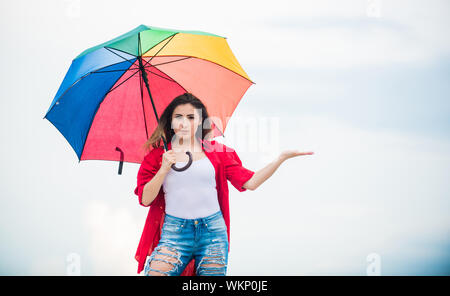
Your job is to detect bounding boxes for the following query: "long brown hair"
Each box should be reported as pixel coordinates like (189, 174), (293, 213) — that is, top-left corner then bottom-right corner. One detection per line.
(141, 93), (213, 154)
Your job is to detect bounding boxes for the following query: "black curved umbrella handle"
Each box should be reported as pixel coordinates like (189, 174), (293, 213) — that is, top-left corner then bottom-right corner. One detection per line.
(170, 151), (193, 172)
(115, 146), (124, 175)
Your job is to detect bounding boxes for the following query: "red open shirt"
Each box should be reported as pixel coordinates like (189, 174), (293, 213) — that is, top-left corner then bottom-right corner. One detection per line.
(134, 139), (255, 275)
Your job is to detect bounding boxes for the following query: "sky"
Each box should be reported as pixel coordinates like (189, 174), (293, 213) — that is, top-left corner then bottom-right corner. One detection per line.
(0, 0), (449, 275)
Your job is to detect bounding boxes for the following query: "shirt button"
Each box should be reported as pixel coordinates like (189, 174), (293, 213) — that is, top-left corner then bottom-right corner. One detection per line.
(160, 206), (163, 209)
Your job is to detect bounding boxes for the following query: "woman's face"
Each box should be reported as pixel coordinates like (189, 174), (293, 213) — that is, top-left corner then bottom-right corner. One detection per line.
(171, 103), (202, 141)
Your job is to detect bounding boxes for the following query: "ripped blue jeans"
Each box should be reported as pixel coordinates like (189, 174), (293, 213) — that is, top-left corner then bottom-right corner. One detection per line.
(144, 210), (229, 276)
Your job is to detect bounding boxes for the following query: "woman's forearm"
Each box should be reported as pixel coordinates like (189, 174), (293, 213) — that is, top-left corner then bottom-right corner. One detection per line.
(141, 168), (169, 206)
(244, 155), (285, 190)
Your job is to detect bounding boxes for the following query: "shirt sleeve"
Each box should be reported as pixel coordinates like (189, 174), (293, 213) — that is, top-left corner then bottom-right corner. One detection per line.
(134, 150), (160, 207)
(223, 148), (255, 192)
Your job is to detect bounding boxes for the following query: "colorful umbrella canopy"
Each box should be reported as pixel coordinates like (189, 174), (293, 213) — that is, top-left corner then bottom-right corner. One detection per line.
(44, 24), (254, 173)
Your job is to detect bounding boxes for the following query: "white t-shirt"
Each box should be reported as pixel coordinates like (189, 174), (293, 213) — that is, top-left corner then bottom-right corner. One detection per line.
(162, 156), (220, 219)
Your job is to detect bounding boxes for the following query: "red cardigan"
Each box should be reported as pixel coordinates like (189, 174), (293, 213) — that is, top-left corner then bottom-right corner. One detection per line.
(134, 139), (255, 275)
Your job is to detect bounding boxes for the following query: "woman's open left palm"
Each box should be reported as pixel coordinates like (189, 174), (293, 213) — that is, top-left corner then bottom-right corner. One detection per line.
(280, 149), (314, 161)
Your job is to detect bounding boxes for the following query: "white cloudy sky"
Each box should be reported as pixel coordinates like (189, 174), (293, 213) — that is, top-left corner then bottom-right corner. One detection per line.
(0, 0), (449, 275)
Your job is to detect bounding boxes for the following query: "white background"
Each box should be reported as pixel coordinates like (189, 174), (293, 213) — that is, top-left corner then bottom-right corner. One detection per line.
(0, 0), (449, 275)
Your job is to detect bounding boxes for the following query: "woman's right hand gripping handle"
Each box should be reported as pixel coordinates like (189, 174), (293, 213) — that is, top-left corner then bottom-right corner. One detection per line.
(160, 149), (176, 174)
(141, 150), (176, 206)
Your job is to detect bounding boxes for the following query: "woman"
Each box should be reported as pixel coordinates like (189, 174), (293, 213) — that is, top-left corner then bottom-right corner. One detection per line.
(134, 93), (313, 276)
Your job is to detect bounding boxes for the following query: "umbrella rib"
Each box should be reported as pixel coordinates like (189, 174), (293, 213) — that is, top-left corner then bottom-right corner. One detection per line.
(94, 67), (140, 73)
(89, 59), (191, 75)
(104, 46), (138, 58)
(84, 59), (138, 75)
(90, 63), (190, 74)
(47, 60), (134, 112)
(138, 69), (149, 139)
(104, 47), (136, 66)
(149, 64), (187, 93)
(78, 66), (139, 163)
(137, 34), (186, 89)
(96, 64), (178, 85)
(139, 32), (253, 84)
(141, 34), (177, 68)
(144, 54), (254, 85)
(138, 32), (226, 138)
(142, 56), (192, 69)
(136, 35), (184, 84)
(101, 63), (184, 96)
(104, 68), (140, 95)
(147, 63), (225, 137)
(166, 55), (255, 84)
(144, 69), (177, 83)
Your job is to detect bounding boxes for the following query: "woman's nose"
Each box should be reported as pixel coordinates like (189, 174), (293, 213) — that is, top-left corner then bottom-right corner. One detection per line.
(179, 120), (187, 129)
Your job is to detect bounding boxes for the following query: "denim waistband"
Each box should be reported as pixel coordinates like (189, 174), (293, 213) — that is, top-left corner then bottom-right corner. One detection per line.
(164, 210), (223, 225)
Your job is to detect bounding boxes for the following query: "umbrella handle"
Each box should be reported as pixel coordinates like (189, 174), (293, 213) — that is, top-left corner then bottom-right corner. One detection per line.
(170, 151), (193, 172)
(115, 146), (124, 175)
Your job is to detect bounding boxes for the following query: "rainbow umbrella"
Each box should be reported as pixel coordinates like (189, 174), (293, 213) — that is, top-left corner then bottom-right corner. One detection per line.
(43, 24), (254, 174)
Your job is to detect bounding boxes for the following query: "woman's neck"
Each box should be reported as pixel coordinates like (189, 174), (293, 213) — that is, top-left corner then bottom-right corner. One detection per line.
(171, 137), (203, 153)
